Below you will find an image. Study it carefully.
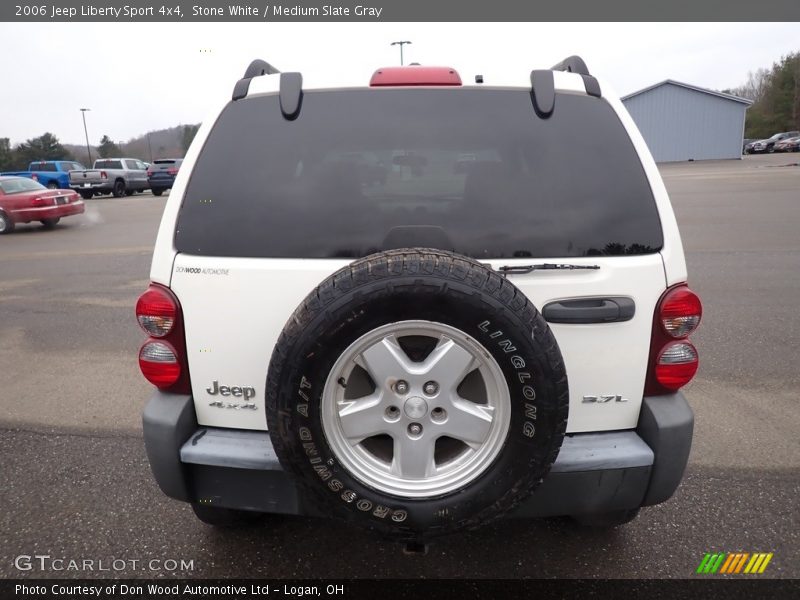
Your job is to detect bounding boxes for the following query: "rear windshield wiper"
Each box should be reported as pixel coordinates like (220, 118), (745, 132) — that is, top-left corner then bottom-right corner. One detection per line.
(496, 263), (600, 276)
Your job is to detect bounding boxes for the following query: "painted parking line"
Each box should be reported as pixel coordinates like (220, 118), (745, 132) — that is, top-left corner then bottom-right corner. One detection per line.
(0, 246), (153, 262)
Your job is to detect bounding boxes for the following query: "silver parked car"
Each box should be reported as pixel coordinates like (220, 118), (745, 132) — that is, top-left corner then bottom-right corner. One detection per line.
(69, 158), (149, 199)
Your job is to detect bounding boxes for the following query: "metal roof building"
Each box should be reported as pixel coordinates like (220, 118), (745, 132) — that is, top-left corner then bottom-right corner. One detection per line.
(621, 80), (752, 163)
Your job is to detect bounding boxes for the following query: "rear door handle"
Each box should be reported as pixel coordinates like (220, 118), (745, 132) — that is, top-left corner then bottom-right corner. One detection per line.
(542, 297), (635, 324)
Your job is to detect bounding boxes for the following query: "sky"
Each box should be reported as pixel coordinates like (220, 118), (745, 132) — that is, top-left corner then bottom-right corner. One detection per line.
(0, 22), (798, 146)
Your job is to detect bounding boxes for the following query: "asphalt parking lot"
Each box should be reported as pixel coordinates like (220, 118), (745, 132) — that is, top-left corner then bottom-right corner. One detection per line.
(1, 154), (798, 579)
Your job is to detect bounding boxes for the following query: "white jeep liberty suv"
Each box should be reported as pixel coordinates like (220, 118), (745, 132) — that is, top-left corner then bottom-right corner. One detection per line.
(137, 56), (702, 540)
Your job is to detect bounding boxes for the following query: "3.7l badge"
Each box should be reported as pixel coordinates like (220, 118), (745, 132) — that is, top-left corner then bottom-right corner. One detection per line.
(582, 394), (628, 403)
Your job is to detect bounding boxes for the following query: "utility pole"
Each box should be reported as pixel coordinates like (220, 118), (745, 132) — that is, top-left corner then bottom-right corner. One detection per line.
(390, 41), (412, 66)
(79, 108), (92, 164)
(147, 133), (154, 163)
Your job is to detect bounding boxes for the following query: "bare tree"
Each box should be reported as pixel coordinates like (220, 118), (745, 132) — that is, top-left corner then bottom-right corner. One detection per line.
(731, 68), (770, 102)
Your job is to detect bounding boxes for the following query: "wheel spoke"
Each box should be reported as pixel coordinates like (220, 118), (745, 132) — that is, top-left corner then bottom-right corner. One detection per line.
(356, 334), (414, 389)
(391, 434), (437, 479)
(337, 392), (387, 445)
(421, 337), (476, 391)
(440, 398), (495, 448)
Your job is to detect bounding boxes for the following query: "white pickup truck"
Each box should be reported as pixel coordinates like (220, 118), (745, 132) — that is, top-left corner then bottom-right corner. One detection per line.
(69, 158), (149, 199)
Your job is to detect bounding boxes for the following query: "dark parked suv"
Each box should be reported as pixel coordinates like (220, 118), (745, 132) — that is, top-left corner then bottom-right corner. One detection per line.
(147, 158), (183, 196)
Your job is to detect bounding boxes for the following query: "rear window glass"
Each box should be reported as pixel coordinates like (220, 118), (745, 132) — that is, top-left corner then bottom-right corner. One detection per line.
(32, 162), (57, 172)
(154, 159), (176, 165)
(176, 89), (662, 259)
(95, 160), (122, 169)
(1, 178), (46, 194)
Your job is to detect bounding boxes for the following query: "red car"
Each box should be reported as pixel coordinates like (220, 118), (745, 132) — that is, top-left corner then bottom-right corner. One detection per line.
(0, 176), (84, 234)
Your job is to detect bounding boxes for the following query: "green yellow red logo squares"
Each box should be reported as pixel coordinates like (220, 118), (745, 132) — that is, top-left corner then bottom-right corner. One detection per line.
(696, 552), (773, 574)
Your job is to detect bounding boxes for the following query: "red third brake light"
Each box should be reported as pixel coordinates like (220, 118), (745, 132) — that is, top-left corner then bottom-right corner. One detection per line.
(645, 284), (703, 394)
(136, 283), (190, 393)
(370, 66), (462, 87)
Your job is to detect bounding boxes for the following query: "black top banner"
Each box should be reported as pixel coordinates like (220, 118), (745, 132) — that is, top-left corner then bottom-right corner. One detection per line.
(2, 0), (800, 22)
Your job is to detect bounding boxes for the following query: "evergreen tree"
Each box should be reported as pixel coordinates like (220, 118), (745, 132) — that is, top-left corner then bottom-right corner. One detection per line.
(14, 132), (73, 167)
(97, 135), (121, 158)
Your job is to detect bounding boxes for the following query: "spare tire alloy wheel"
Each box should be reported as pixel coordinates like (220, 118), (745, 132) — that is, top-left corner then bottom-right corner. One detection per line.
(266, 249), (569, 539)
(323, 320), (510, 498)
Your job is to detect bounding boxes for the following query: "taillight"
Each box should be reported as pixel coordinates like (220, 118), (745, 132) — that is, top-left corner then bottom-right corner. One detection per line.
(654, 342), (699, 390)
(31, 197), (48, 207)
(167, 167), (178, 176)
(139, 341), (181, 387)
(136, 283), (189, 393)
(136, 286), (176, 337)
(660, 287), (702, 338)
(100, 171), (108, 179)
(645, 284), (702, 394)
(31, 174), (39, 181)
(146, 169), (153, 177)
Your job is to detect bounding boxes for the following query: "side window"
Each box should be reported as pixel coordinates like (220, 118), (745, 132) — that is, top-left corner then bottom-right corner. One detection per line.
(125, 160), (138, 170)
(136, 161), (147, 170)
(39, 163), (57, 172)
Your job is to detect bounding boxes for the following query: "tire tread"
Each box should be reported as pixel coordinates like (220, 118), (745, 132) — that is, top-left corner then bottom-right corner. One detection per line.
(266, 249), (569, 539)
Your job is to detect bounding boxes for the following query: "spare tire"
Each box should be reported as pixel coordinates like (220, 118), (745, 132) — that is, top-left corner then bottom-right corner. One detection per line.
(266, 249), (568, 539)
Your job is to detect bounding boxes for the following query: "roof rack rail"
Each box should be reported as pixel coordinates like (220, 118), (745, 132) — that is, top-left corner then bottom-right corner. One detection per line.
(550, 55), (590, 76)
(531, 55), (600, 112)
(279, 73), (303, 120)
(232, 59), (280, 101)
(531, 54), (601, 119)
(530, 70), (555, 118)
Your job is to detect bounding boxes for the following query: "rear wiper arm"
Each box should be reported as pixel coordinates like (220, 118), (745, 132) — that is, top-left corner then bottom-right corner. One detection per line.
(497, 263), (600, 276)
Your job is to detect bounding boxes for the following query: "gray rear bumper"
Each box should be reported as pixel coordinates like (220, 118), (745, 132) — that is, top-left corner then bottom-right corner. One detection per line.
(142, 392), (693, 517)
(70, 183), (112, 191)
